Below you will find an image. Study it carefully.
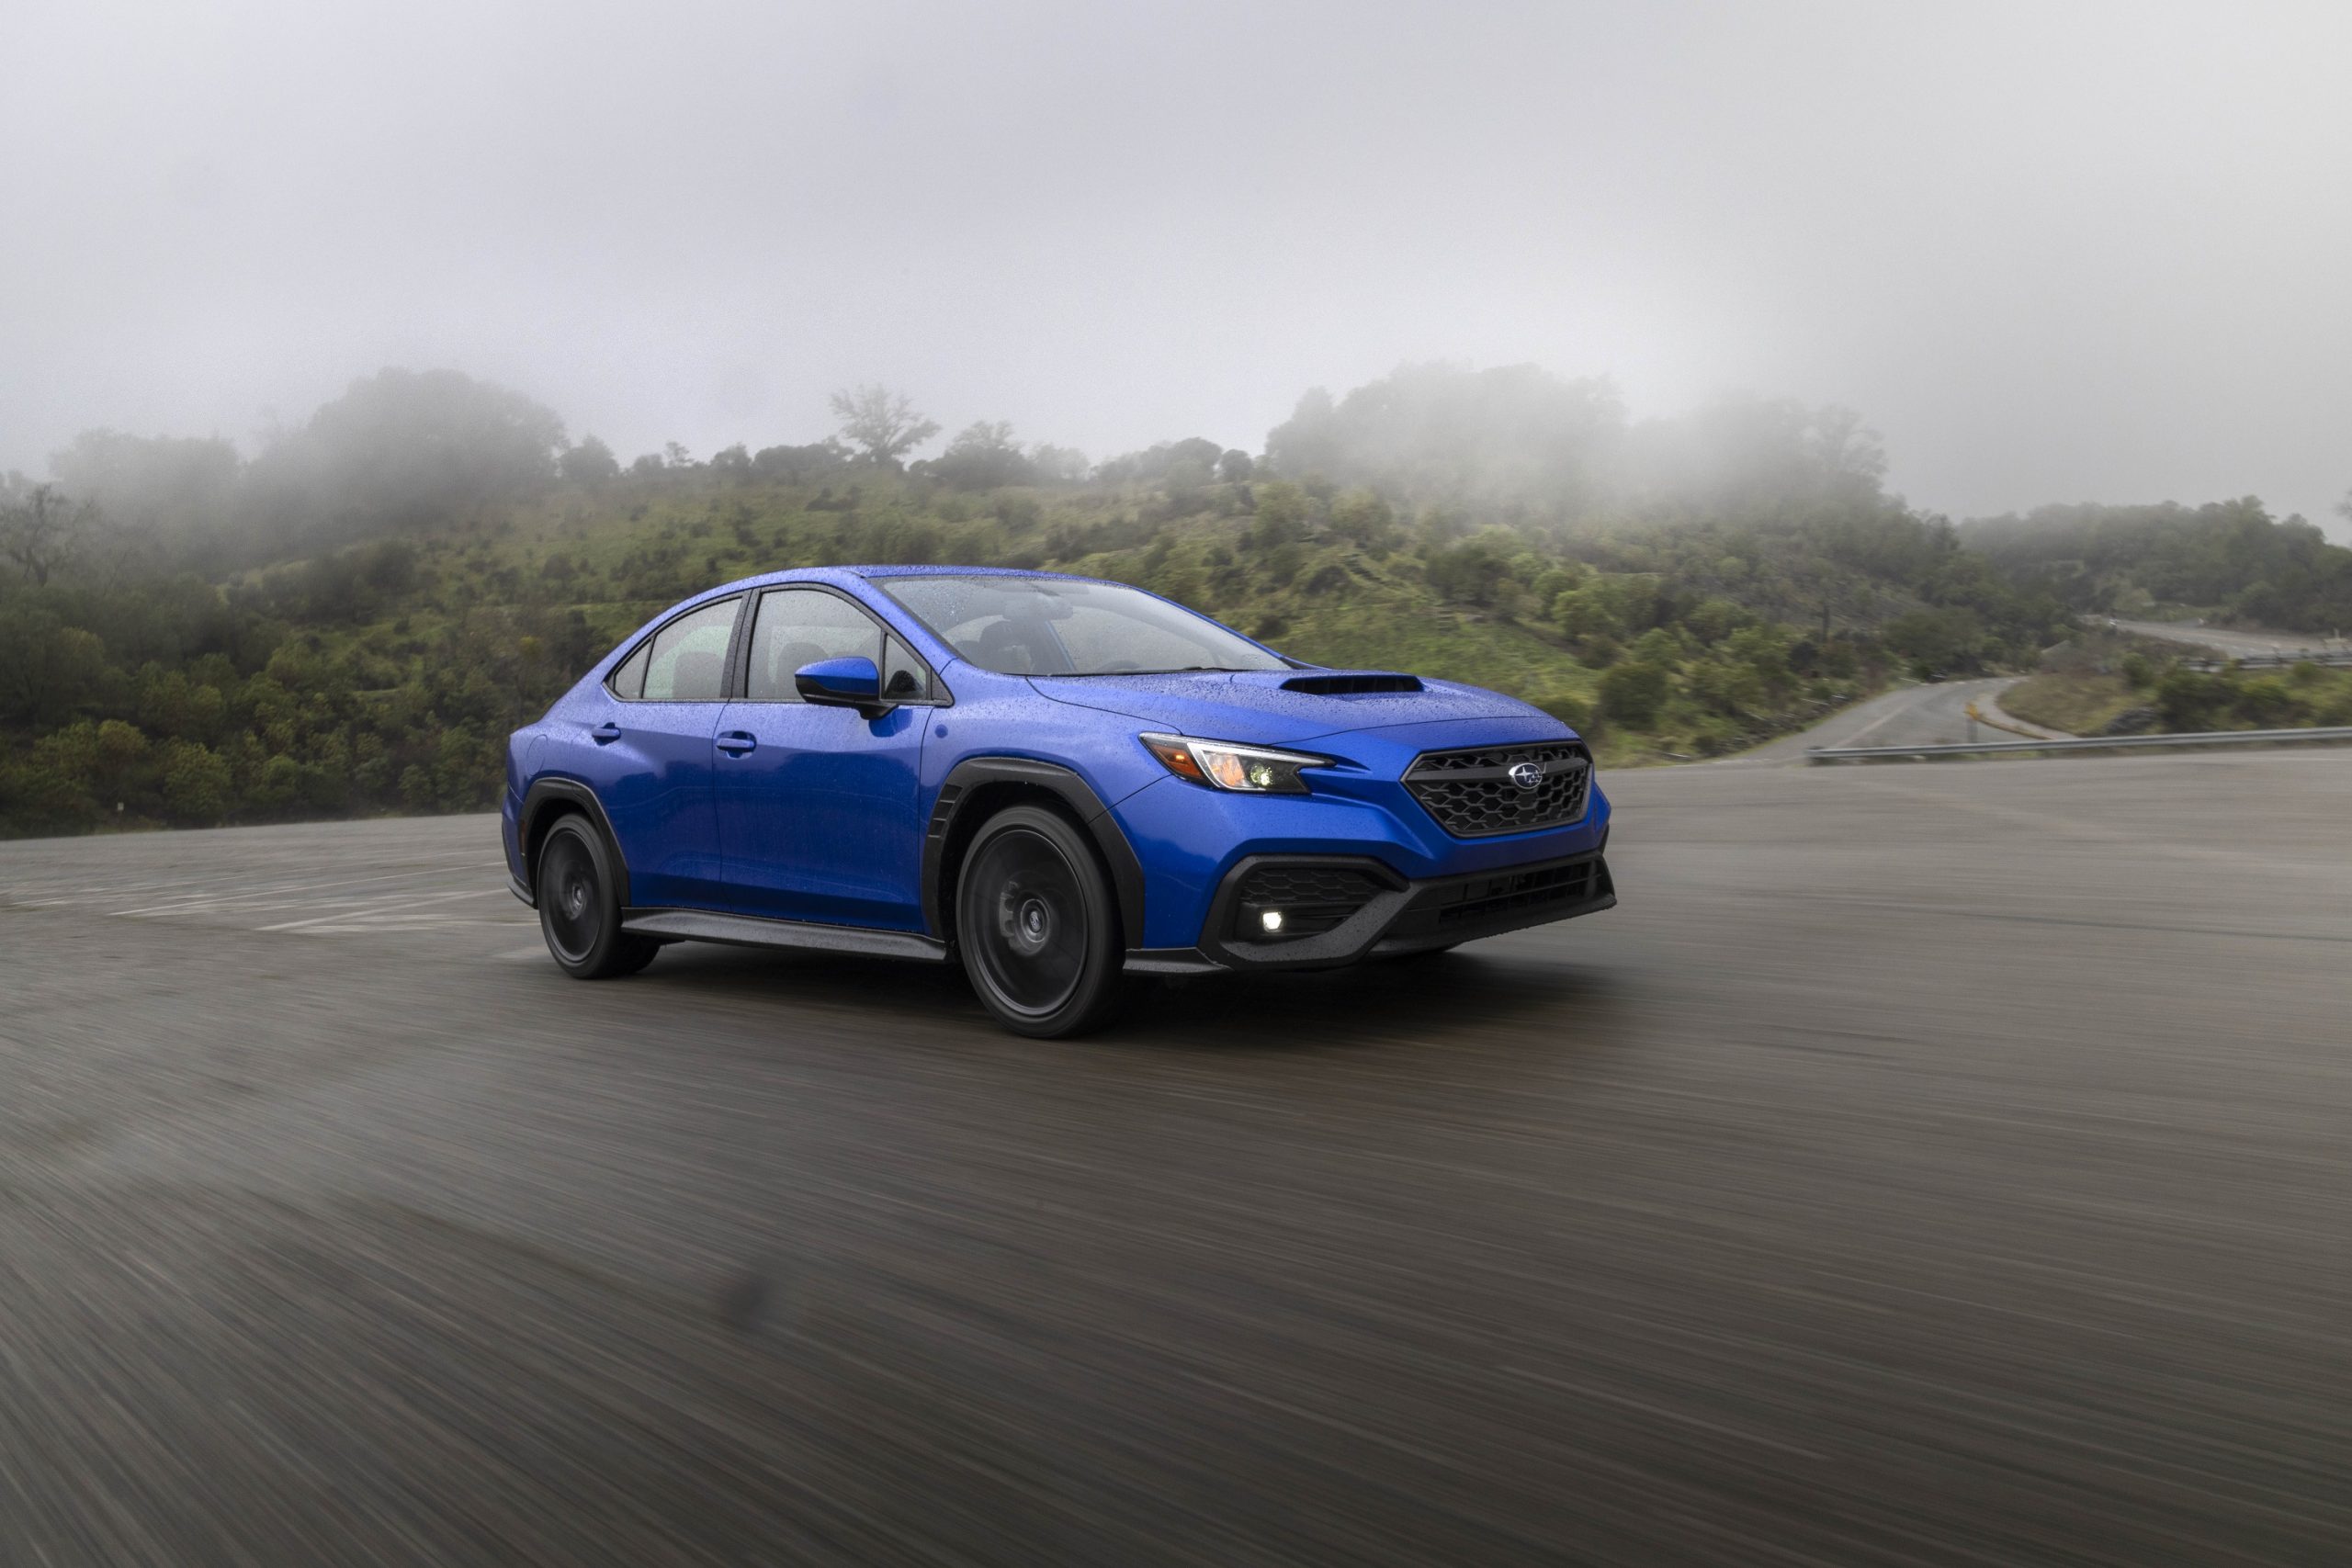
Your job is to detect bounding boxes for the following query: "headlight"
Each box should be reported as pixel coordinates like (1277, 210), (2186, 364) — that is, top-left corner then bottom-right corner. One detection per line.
(1139, 732), (1330, 794)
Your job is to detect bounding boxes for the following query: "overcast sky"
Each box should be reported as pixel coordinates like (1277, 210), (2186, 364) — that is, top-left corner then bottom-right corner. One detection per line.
(5, 0), (2347, 532)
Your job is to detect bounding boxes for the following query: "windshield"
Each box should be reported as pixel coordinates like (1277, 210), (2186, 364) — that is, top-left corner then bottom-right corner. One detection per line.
(877, 575), (1288, 677)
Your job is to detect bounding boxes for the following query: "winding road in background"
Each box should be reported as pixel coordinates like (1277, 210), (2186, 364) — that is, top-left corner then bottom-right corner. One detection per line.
(2109, 616), (2349, 660)
(5, 716), (2350, 1563)
(1735, 675), (2029, 760)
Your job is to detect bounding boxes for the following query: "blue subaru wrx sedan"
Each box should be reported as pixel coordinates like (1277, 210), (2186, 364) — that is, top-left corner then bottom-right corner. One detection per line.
(503, 567), (1614, 1036)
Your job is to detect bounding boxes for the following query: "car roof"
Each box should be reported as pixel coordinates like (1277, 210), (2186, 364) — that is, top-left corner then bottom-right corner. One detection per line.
(701, 563), (1115, 597)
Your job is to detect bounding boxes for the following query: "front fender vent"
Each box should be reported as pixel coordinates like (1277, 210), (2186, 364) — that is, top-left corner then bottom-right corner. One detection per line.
(1279, 672), (1423, 695)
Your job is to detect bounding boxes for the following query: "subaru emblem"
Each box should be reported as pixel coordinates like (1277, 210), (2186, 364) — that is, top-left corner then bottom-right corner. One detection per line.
(1508, 761), (1544, 792)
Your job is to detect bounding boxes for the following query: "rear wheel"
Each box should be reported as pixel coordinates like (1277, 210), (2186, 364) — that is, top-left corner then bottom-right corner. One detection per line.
(956, 806), (1133, 1038)
(536, 815), (658, 979)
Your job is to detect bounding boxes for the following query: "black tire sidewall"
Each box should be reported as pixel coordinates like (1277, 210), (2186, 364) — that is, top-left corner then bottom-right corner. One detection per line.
(537, 815), (633, 978)
(956, 805), (1124, 1037)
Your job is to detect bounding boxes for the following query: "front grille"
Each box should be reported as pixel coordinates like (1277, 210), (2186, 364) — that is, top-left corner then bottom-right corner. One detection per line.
(1436, 858), (1605, 925)
(1233, 864), (1385, 938)
(1404, 742), (1591, 838)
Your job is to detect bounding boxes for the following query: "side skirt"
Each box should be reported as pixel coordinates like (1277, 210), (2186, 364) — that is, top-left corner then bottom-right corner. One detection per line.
(620, 907), (950, 963)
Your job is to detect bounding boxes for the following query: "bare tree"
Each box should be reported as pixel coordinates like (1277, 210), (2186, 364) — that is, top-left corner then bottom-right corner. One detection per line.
(0, 480), (87, 586)
(830, 385), (940, 468)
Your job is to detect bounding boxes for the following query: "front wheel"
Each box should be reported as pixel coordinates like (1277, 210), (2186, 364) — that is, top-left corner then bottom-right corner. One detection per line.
(536, 815), (659, 979)
(956, 806), (1134, 1038)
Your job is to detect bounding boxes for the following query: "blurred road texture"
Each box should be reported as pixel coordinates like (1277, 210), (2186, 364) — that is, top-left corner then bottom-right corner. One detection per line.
(4, 724), (2349, 1564)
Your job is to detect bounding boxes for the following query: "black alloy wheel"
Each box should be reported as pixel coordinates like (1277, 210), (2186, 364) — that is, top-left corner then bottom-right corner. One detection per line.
(956, 806), (1133, 1038)
(536, 815), (658, 979)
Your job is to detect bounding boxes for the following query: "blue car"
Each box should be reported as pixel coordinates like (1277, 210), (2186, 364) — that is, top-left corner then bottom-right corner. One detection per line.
(503, 567), (1614, 1036)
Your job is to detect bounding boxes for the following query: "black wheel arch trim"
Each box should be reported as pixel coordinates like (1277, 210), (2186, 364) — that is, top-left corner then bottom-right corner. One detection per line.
(921, 757), (1148, 947)
(517, 777), (630, 908)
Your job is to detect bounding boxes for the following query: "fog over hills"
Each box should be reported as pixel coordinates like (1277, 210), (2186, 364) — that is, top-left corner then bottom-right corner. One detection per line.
(5, 0), (2349, 534)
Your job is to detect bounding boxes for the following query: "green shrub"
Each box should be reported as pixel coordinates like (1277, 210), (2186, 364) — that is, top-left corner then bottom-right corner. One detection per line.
(1598, 661), (1669, 727)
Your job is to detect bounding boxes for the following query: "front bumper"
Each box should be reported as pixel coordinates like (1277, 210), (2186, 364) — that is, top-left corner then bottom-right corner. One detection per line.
(1125, 845), (1615, 974)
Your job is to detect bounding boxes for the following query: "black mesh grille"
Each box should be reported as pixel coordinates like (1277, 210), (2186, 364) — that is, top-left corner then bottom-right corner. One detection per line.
(1233, 864), (1385, 938)
(1436, 858), (1604, 925)
(1404, 742), (1591, 839)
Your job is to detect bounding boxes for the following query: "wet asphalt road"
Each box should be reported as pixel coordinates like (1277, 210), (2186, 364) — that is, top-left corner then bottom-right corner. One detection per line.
(4, 737), (2351, 1564)
(2109, 618), (2351, 661)
(1736, 677), (2024, 761)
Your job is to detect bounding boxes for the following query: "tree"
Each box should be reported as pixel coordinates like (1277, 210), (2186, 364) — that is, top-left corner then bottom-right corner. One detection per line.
(830, 385), (940, 468)
(249, 368), (566, 542)
(0, 480), (87, 586)
(1597, 661), (1669, 726)
(0, 607), (111, 726)
(751, 441), (851, 483)
(1219, 449), (1255, 482)
(49, 430), (241, 538)
(929, 422), (1035, 490)
(1029, 444), (1090, 485)
(558, 435), (620, 486)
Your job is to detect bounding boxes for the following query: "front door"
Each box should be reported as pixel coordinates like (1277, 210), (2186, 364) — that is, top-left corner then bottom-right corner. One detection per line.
(711, 586), (933, 930)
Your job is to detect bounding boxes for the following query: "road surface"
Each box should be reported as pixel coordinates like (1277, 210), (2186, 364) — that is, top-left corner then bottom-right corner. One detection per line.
(2109, 617), (2347, 660)
(4, 746), (2351, 1563)
(1736, 675), (2024, 761)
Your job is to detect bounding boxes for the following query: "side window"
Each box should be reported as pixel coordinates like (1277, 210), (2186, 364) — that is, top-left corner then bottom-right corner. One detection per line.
(640, 597), (741, 702)
(881, 635), (933, 702)
(607, 641), (650, 700)
(746, 589), (881, 701)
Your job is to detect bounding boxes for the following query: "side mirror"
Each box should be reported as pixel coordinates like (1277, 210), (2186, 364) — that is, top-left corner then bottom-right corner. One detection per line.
(795, 655), (888, 716)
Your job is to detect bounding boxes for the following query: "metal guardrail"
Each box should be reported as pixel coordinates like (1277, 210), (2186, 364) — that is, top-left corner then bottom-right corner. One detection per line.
(1807, 726), (2352, 762)
(2179, 651), (2352, 672)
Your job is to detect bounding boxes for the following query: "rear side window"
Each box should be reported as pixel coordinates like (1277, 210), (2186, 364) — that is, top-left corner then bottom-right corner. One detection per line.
(606, 641), (650, 699)
(745, 589), (880, 701)
(639, 597), (741, 702)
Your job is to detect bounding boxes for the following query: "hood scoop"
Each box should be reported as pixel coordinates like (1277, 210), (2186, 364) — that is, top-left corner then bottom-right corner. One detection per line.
(1278, 671), (1424, 695)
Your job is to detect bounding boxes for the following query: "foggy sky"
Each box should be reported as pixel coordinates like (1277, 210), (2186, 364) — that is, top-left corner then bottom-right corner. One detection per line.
(6, 0), (2348, 533)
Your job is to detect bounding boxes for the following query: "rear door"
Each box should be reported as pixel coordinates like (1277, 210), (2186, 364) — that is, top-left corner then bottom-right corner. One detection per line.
(595, 594), (743, 908)
(711, 585), (935, 930)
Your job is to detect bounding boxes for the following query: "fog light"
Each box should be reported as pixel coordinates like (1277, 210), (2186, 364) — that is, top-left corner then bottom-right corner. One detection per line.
(1260, 909), (1284, 933)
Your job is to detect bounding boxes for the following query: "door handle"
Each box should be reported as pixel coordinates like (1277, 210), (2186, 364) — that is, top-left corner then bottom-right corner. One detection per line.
(716, 730), (758, 756)
(591, 721), (622, 745)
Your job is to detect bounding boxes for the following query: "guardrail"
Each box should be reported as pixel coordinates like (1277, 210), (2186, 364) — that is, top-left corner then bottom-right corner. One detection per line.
(1807, 725), (2352, 763)
(2179, 651), (2352, 672)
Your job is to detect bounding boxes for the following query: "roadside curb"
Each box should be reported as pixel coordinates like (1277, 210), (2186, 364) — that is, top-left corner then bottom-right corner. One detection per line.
(1967, 689), (2070, 742)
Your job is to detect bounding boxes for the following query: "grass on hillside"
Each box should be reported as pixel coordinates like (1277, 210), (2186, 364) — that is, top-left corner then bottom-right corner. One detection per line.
(1998, 671), (2146, 735)
(2004, 630), (2352, 737)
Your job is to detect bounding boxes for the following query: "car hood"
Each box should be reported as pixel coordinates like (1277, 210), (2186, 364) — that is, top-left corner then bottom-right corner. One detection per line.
(1029, 669), (1552, 746)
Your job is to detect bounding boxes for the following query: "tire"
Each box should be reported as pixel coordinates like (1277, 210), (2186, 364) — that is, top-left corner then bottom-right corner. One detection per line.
(535, 814), (659, 979)
(956, 805), (1135, 1038)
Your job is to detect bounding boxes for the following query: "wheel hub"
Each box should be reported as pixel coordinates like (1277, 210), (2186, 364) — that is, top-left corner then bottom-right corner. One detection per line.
(1010, 895), (1053, 953)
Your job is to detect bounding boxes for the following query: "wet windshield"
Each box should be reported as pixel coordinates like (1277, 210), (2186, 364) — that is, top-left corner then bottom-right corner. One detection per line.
(877, 575), (1287, 677)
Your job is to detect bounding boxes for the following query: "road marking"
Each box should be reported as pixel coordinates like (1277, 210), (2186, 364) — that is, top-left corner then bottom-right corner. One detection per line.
(257, 890), (491, 931)
(108, 863), (484, 917)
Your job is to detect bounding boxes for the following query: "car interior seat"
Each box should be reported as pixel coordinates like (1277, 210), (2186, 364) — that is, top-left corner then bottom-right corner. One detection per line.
(975, 617), (1055, 673)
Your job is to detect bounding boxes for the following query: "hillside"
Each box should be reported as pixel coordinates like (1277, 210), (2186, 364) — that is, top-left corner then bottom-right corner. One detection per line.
(2, 364), (2073, 838)
(1960, 500), (2352, 632)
